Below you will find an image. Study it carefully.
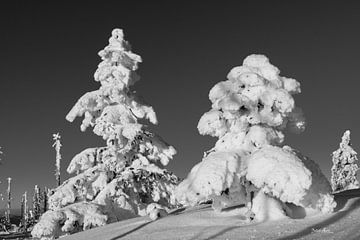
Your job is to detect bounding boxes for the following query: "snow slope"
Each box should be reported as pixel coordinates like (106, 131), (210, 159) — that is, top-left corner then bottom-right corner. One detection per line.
(60, 189), (360, 240)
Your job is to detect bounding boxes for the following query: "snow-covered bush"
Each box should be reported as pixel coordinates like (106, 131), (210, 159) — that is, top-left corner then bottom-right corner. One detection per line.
(32, 29), (180, 239)
(175, 54), (335, 221)
(331, 130), (359, 192)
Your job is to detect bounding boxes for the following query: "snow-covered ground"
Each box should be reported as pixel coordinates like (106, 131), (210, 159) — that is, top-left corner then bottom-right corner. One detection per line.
(60, 189), (360, 240)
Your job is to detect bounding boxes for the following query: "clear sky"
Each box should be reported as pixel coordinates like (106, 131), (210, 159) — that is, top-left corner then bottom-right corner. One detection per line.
(2, 1), (360, 208)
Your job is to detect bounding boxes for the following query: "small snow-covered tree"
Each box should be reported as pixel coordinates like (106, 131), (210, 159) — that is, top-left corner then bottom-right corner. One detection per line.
(176, 55), (336, 221)
(32, 29), (179, 239)
(52, 133), (62, 187)
(32, 185), (42, 220)
(331, 130), (359, 192)
(20, 192), (29, 232)
(5, 178), (11, 225)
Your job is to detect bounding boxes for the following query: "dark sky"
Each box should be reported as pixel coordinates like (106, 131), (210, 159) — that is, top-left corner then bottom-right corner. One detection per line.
(1, 1), (360, 208)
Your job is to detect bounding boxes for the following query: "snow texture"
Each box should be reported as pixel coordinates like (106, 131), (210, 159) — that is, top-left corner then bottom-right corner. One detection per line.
(32, 29), (179, 240)
(58, 189), (360, 240)
(176, 54), (335, 221)
(331, 130), (359, 192)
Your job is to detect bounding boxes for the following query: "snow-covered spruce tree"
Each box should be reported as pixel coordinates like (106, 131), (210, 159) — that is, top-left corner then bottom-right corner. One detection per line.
(331, 130), (359, 192)
(32, 29), (179, 239)
(175, 55), (336, 221)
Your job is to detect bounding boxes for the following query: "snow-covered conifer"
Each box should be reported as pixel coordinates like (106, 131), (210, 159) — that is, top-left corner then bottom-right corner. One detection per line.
(21, 191), (29, 232)
(52, 133), (62, 187)
(33, 185), (42, 220)
(331, 130), (359, 192)
(176, 55), (335, 221)
(5, 178), (11, 225)
(32, 29), (179, 239)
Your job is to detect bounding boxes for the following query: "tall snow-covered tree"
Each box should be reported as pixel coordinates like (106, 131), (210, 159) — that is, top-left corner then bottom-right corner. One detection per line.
(175, 55), (336, 221)
(32, 29), (179, 239)
(331, 130), (359, 192)
(52, 133), (62, 187)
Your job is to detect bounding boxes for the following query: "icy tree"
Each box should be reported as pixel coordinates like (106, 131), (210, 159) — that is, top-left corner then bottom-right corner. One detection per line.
(5, 178), (11, 225)
(176, 55), (336, 221)
(20, 192), (29, 232)
(33, 185), (42, 220)
(32, 29), (179, 239)
(52, 133), (62, 187)
(331, 130), (359, 192)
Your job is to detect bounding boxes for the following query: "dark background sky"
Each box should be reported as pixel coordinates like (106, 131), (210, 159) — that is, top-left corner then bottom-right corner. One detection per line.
(1, 1), (360, 208)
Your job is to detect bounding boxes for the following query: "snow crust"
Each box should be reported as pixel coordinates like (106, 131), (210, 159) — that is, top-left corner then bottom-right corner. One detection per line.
(32, 29), (179, 239)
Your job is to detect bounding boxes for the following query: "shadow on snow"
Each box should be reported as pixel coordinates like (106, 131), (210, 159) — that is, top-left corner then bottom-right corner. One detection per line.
(277, 189), (360, 240)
